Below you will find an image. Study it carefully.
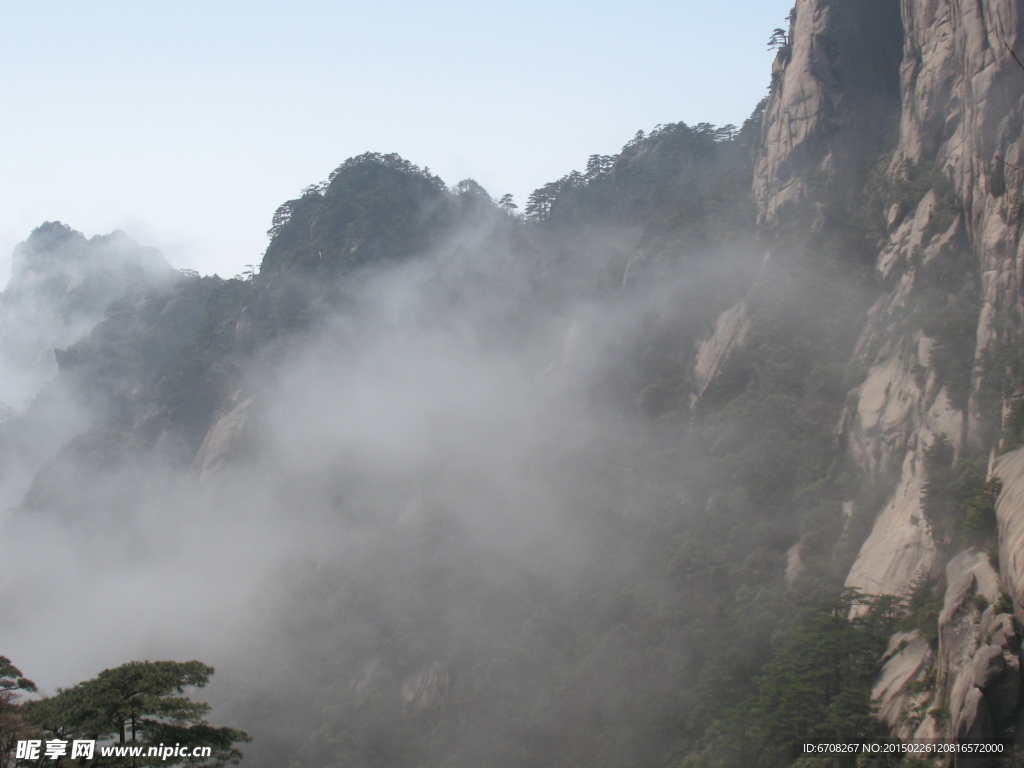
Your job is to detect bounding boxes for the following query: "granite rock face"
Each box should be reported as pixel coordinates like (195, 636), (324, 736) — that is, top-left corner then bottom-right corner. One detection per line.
(694, 0), (1024, 744)
(753, 0), (903, 223)
(873, 629), (935, 739)
(691, 301), (750, 402)
(938, 550), (1014, 744)
(190, 395), (258, 480)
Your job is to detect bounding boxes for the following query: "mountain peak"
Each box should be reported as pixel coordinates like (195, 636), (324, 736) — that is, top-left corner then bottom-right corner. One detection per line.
(0, 224), (178, 405)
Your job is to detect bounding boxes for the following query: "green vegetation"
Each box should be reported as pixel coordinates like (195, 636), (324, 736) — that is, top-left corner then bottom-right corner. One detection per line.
(768, 27), (792, 65)
(956, 479), (1002, 552)
(524, 112), (762, 243)
(6, 40), (996, 763)
(994, 592), (1014, 615)
(259, 100), (904, 767)
(0, 659), (248, 767)
(137, 101), (883, 768)
(0, 657), (36, 768)
(1002, 396), (1024, 452)
(922, 438), (985, 542)
(921, 438), (1000, 552)
(262, 153), (452, 275)
(916, 245), (980, 409)
(899, 576), (944, 646)
(684, 591), (896, 768)
(155, 276), (255, 447)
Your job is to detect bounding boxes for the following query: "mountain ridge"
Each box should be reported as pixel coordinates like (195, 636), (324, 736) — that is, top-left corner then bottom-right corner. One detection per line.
(7, 2), (1024, 764)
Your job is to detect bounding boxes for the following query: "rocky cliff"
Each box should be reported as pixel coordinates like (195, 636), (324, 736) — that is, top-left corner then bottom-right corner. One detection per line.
(846, 3), (1024, 745)
(753, 0), (903, 223)
(10, 2), (1024, 761)
(688, 0), (1024, 753)
(696, 0), (1024, 747)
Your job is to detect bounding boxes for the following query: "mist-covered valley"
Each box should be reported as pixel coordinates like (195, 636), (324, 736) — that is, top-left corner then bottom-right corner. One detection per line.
(0, 118), (854, 766)
(2, 134), (801, 766)
(11, 1), (1024, 766)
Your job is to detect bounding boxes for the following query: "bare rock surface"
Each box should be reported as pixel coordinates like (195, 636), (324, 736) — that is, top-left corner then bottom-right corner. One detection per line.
(190, 395), (258, 478)
(845, 450), (936, 607)
(994, 447), (1024, 611)
(873, 630), (934, 738)
(691, 301), (749, 400)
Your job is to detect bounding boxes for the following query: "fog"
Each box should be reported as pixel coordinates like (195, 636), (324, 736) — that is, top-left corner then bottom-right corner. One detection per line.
(0, 201), (757, 761)
(1, 131), (886, 768)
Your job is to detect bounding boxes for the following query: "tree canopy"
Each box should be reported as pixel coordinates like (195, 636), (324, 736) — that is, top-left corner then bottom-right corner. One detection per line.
(3, 659), (248, 768)
(1, 658), (37, 768)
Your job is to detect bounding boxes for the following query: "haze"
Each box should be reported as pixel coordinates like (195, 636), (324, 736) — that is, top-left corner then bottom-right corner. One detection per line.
(0, 0), (792, 279)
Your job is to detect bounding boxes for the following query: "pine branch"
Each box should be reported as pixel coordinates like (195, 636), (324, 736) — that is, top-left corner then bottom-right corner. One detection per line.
(995, 155), (1024, 173)
(1004, 41), (1024, 73)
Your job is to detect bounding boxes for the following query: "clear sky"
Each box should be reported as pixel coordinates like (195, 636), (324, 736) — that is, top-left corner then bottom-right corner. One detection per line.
(0, 0), (793, 279)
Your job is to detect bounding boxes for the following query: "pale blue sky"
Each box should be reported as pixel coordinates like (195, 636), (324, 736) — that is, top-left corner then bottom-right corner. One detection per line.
(0, 1), (792, 279)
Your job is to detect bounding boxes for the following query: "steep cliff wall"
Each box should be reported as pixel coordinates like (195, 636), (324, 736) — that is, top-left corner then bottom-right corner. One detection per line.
(840, 0), (1024, 744)
(996, 447), (1024, 615)
(697, 0), (1024, 745)
(693, 0), (904, 403)
(899, 0), (1024, 450)
(753, 0), (903, 223)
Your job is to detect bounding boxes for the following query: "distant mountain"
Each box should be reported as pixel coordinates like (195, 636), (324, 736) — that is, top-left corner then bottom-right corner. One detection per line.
(9, 0), (1024, 765)
(0, 221), (176, 407)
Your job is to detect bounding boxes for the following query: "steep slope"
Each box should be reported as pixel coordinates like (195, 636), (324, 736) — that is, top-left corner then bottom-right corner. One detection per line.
(0, 223), (182, 517)
(694, 0), (1024, 747)
(843, 0), (1024, 742)
(10, 1), (1024, 762)
(754, 0), (903, 222)
(0, 222), (176, 407)
(3, 133), (814, 767)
